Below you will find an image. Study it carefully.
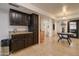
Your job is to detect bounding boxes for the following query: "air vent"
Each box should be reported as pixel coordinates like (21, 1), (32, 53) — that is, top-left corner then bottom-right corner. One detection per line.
(9, 3), (20, 7)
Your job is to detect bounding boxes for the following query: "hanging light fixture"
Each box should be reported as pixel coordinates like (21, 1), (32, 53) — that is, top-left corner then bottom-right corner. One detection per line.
(62, 5), (67, 19)
(61, 5), (67, 25)
(63, 5), (67, 13)
(60, 5), (67, 33)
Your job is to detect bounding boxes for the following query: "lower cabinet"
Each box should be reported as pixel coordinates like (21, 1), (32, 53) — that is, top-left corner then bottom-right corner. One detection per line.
(10, 39), (25, 52)
(10, 33), (34, 53)
(25, 38), (32, 47)
(33, 32), (38, 44)
(24, 34), (33, 48)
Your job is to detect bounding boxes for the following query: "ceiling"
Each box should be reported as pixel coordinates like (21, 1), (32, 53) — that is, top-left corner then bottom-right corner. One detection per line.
(0, 3), (35, 14)
(1, 3), (79, 20)
(31, 3), (79, 19)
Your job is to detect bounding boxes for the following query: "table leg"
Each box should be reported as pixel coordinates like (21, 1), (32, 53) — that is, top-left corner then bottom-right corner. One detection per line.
(67, 39), (71, 45)
(58, 38), (61, 42)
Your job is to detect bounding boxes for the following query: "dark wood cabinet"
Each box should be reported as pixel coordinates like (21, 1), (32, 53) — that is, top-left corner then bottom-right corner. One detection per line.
(17, 12), (22, 25)
(24, 34), (33, 47)
(29, 14), (39, 44)
(9, 9), (30, 26)
(11, 34), (25, 52)
(9, 10), (16, 25)
(10, 33), (33, 53)
(22, 14), (30, 26)
(11, 39), (24, 52)
(9, 10), (39, 53)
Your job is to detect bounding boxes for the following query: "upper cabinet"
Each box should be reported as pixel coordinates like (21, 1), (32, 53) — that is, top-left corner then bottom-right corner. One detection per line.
(9, 9), (30, 26)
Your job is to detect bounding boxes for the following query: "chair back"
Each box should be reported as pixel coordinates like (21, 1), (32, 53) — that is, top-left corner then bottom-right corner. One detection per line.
(57, 33), (62, 38)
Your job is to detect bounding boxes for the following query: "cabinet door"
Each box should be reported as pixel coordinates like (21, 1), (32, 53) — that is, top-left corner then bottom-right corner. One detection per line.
(24, 34), (28, 48)
(10, 10), (16, 25)
(25, 14), (29, 25)
(11, 39), (24, 52)
(22, 14), (29, 26)
(15, 12), (20, 25)
(17, 12), (22, 25)
(28, 15), (30, 25)
(33, 14), (38, 44)
(29, 14), (39, 44)
(28, 38), (32, 46)
(28, 34), (33, 46)
(31, 14), (38, 25)
(33, 32), (38, 44)
(24, 38), (28, 47)
(24, 34), (33, 48)
(10, 9), (29, 26)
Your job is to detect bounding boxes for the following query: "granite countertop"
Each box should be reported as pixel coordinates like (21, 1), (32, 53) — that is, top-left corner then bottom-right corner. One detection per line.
(9, 31), (33, 35)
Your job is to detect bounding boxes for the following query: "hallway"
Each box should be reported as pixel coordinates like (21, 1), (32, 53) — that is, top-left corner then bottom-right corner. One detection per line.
(11, 35), (79, 56)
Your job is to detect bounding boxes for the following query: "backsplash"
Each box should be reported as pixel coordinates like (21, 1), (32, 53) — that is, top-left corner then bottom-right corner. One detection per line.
(9, 26), (28, 32)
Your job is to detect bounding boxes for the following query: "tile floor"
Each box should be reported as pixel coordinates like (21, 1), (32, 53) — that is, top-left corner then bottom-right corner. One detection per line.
(10, 35), (79, 56)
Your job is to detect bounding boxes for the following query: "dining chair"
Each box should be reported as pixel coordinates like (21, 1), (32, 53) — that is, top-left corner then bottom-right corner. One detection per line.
(57, 33), (71, 45)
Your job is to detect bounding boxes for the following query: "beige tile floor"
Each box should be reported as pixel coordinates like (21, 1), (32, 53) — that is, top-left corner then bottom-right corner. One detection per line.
(10, 35), (79, 56)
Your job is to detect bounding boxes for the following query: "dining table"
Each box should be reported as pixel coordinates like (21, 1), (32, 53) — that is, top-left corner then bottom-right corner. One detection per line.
(57, 32), (74, 45)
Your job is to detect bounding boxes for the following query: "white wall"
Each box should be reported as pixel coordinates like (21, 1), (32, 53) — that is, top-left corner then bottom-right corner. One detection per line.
(0, 8), (9, 55)
(0, 6), (29, 41)
(55, 20), (68, 34)
(40, 15), (53, 40)
(0, 9), (9, 41)
(0, 6), (28, 55)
